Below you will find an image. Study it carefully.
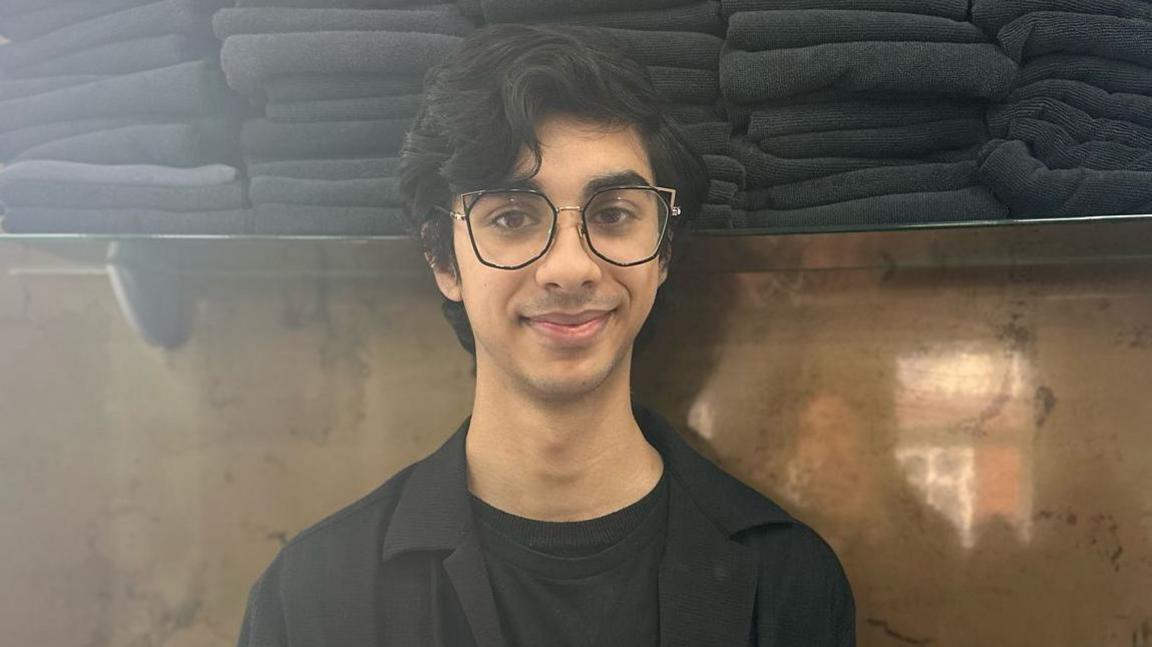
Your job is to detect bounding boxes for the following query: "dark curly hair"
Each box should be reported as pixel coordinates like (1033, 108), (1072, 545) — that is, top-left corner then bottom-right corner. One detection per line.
(397, 23), (709, 374)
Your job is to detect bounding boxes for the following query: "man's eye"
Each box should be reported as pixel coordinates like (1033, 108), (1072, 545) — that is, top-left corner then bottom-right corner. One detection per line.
(590, 208), (633, 225)
(491, 210), (535, 229)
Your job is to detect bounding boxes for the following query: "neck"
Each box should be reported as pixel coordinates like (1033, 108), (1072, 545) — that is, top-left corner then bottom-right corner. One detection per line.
(464, 362), (664, 522)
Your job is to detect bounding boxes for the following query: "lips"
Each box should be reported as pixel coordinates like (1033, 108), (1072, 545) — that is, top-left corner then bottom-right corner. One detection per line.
(529, 310), (613, 326)
(525, 310), (612, 345)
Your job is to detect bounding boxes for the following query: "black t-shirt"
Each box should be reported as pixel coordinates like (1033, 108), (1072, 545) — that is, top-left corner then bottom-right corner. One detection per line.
(468, 469), (669, 647)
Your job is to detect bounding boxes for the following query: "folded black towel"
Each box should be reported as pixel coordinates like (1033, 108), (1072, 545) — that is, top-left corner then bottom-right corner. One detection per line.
(599, 28), (722, 70)
(212, 6), (474, 39)
(0, 0), (153, 41)
(0, 74), (108, 102)
(14, 120), (236, 167)
(676, 122), (731, 155)
(694, 203), (735, 229)
(234, 0), (442, 6)
(978, 139), (1152, 216)
(262, 74), (426, 103)
(747, 99), (986, 138)
(667, 103), (724, 124)
(757, 118), (988, 159)
(474, 0), (697, 23)
(266, 95), (423, 123)
(8, 34), (216, 78)
(720, 42), (1017, 103)
(648, 66), (719, 104)
(1005, 118), (1152, 172)
(1, 117), (145, 160)
(247, 157), (402, 180)
(706, 179), (738, 205)
(1010, 79), (1152, 129)
(702, 154), (746, 187)
(1019, 54), (1152, 96)
(250, 176), (402, 207)
(525, 2), (723, 35)
(729, 186), (1008, 228)
(0, 61), (226, 134)
(0, 178), (246, 211)
(972, 0), (1152, 36)
(989, 98), (1152, 149)
(1, 208), (251, 235)
(998, 11), (1152, 67)
(729, 137), (980, 186)
(734, 161), (979, 209)
(0, 161), (238, 186)
(253, 204), (406, 235)
(727, 9), (987, 51)
(719, 0), (969, 20)
(220, 31), (461, 96)
(241, 118), (413, 159)
(0, 0), (226, 72)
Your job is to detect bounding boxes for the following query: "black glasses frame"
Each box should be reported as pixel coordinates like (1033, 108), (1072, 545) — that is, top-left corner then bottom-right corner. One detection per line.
(440, 185), (681, 270)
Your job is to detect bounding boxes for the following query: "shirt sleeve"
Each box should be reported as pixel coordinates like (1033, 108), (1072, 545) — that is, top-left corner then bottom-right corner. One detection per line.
(237, 553), (289, 647)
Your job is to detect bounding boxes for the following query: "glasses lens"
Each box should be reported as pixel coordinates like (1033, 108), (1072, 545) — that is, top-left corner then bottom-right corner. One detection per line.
(467, 192), (554, 267)
(585, 188), (668, 264)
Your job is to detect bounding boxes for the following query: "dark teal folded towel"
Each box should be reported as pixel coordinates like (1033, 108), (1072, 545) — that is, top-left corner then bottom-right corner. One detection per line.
(250, 176), (402, 207)
(246, 157), (403, 180)
(476, 0), (697, 23)
(720, 42), (1017, 103)
(729, 187), (1007, 228)
(727, 9), (987, 51)
(757, 118), (987, 159)
(972, 0), (1152, 36)
(212, 6), (474, 39)
(524, 2), (722, 35)
(998, 11), (1152, 67)
(261, 74), (426, 103)
(220, 31), (461, 96)
(0, 178), (246, 212)
(599, 28), (722, 70)
(14, 120), (236, 167)
(0, 0), (153, 41)
(720, 0), (968, 20)
(241, 118), (413, 159)
(0, 61), (226, 134)
(0, 0), (226, 71)
(1018, 54), (1152, 96)
(734, 161), (979, 209)
(978, 139), (1152, 216)
(1010, 79), (1152, 129)
(989, 98), (1152, 149)
(266, 95), (423, 123)
(747, 99), (986, 138)
(1, 208), (251, 235)
(1004, 118), (1152, 172)
(8, 34), (216, 78)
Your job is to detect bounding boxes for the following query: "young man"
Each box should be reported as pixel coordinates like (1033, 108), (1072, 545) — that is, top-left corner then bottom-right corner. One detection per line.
(238, 24), (855, 647)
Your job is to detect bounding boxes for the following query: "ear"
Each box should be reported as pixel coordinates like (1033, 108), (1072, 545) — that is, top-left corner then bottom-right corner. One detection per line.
(427, 251), (463, 302)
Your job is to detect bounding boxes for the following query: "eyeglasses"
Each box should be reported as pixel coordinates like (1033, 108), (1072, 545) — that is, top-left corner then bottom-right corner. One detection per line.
(440, 185), (680, 270)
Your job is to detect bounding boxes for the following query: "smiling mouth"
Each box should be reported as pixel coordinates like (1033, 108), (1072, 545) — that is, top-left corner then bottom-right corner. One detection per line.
(524, 311), (613, 345)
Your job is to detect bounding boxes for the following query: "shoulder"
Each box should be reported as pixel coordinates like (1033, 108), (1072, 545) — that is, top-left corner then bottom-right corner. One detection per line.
(740, 519), (856, 645)
(258, 461), (421, 585)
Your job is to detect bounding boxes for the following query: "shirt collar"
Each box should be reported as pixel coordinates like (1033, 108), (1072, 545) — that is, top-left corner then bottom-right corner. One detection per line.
(381, 401), (794, 563)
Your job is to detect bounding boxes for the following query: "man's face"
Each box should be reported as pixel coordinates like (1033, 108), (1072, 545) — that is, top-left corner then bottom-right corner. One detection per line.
(429, 115), (668, 401)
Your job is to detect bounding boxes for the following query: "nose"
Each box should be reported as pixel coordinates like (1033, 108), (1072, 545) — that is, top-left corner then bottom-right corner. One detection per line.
(533, 208), (602, 288)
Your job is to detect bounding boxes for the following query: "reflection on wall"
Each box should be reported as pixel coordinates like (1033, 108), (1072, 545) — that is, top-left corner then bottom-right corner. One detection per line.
(895, 348), (1035, 549)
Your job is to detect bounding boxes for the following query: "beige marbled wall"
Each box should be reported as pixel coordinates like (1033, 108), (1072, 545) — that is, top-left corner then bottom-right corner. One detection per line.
(1, 231), (1150, 646)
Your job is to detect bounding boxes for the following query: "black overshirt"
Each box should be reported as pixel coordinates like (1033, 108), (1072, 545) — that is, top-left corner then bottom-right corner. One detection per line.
(237, 402), (856, 646)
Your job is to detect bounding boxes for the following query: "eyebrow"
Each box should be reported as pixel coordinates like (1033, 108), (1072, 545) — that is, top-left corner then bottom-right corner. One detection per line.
(503, 170), (654, 200)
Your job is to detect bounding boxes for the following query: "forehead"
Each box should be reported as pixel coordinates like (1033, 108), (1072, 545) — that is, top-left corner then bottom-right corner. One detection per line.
(510, 115), (654, 197)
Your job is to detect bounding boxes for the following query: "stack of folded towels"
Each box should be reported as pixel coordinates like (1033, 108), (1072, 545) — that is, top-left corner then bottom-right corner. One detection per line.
(973, 0), (1152, 217)
(592, 27), (740, 230)
(0, 0), (248, 234)
(214, 1), (473, 235)
(716, 0), (1018, 229)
